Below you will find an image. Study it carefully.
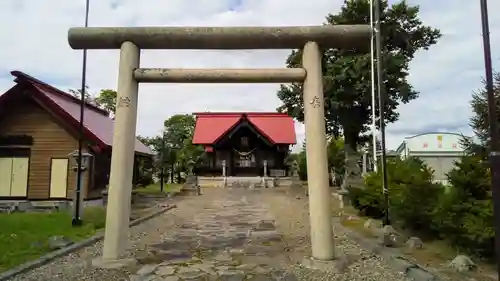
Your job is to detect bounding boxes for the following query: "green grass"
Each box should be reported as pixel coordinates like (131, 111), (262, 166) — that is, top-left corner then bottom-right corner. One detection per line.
(0, 207), (106, 272)
(134, 183), (183, 195)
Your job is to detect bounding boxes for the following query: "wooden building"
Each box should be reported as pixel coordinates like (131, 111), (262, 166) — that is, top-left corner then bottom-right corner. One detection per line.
(0, 71), (152, 201)
(192, 112), (296, 177)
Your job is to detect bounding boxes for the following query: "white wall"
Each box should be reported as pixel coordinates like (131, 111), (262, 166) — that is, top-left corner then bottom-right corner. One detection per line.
(399, 132), (465, 157)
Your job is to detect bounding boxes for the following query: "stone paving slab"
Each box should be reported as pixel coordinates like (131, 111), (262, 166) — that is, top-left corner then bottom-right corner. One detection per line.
(131, 189), (296, 280)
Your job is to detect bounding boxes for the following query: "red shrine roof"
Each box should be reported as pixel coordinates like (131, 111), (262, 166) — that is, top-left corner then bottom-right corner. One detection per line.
(192, 112), (296, 145)
(0, 71), (153, 155)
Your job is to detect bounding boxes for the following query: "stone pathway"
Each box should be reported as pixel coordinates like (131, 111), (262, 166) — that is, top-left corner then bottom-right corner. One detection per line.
(8, 187), (410, 281)
(131, 188), (298, 280)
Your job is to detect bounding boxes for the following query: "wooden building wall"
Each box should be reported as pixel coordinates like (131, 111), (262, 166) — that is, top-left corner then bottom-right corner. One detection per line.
(0, 99), (90, 200)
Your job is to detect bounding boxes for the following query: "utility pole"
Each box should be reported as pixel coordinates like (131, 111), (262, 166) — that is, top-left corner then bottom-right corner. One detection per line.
(369, 0), (378, 172)
(374, 0), (390, 226)
(73, 0), (90, 227)
(479, 0), (500, 277)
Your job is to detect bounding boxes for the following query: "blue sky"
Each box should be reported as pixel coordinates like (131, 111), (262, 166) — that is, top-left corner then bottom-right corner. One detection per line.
(0, 0), (498, 150)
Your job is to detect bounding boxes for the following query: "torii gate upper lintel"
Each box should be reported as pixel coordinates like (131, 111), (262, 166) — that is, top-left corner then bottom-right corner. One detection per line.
(67, 24), (370, 269)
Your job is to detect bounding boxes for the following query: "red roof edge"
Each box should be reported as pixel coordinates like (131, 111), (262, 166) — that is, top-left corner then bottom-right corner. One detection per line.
(193, 112), (289, 116)
(10, 71), (110, 117)
(31, 93), (107, 150)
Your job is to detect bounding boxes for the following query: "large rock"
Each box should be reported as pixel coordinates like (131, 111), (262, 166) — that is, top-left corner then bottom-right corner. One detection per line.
(448, 255), (476, 273)
(406, 237), (424, 250)
(378, 225), (404, 248)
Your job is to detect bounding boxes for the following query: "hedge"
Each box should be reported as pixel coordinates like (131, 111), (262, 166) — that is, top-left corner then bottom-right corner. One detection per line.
(347, 156), (495, 258)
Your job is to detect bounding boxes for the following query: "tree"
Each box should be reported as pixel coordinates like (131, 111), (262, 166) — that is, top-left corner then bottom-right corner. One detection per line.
(469, 71), (500, 146)
(68, 86), (93, 103)
(163, 114), (203, 182)
(94, 89), (117, 116)
(276, 0), (441, 188)
(68, 87), (118, 117)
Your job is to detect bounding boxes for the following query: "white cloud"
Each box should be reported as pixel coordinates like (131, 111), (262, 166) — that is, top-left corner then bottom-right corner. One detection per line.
(0, 0), (499, 151)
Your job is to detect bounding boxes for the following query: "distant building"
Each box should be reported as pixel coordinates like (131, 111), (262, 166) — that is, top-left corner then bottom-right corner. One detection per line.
(395, 132), (467, 184)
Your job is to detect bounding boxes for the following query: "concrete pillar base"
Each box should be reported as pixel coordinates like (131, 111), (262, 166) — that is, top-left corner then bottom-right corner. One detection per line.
(91, 257), (137, 269)
(301, 255), (353, 273)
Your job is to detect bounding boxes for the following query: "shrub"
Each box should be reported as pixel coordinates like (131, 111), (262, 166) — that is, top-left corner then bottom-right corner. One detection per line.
(432, 156), (494, 257)
(350, 157), (443, 232)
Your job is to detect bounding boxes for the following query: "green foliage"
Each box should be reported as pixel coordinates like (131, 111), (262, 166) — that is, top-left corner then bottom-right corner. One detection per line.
(432, 156), (494, 257)
(94, 89), (117, 115)
(350, 155), (496, 259)
(68, 87), (118, 117)
(138, 114), (204, 183)
(164, 114), (204, 175)
(350, 157), (443, 230)
(296, 138), (345, 181)
(469, 72), (500, 146)
(277, 0), (441, 150)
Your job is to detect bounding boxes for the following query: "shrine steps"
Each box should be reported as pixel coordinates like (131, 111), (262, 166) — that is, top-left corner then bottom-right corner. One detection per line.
(197, 176), (299, 188)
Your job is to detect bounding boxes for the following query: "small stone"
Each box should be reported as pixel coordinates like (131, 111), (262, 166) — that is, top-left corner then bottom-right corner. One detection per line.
(162, 276), (180, 281)
(407, 267), (438, 281)
(48, 235), (73, 250)
(156, 265), (176, 276)
(406, 237), (424, 250)
(137, 264), (160, 276)
(235, 263), (257, 271)
(448, 255), (476, 273)
(178, 271), (207, 280)
(379, 226), (403, 247)
(391, 256), (415, 273)
(254, 220), (275, 231)
(248, 230), (281, 242)
(216, 265), (232, 272)
(363, 219), (381, 229)
(192, 263), (216, 274)
(218, 269), (246, 281)
(177, 267), (201, 274)
(214, 252), (234, 265)
(228, 248), (245, 255)
(247, 274), (270, 281)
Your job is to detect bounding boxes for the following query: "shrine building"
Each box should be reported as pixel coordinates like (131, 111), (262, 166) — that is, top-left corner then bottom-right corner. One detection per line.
(192, 112), (296, 178)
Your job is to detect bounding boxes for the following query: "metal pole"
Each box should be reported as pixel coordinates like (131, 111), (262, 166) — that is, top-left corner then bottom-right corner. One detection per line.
(73, 0), (90, 227)
(370, 0), (378, 172)
(374, 0), (390, 226)
(160, 131), (165, 192)
(480, 0), (500, 277)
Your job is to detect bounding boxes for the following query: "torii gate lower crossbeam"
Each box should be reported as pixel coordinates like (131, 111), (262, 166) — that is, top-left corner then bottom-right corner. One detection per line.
(67, 25), (370, 270)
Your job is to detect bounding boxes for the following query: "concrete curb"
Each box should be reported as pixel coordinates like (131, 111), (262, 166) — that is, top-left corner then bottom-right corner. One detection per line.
(333, 218), (457, 281)
(0, 204), (177, 281)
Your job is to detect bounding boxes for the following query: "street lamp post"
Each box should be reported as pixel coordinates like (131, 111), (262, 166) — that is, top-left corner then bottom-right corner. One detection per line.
(75, 0), (91, 227)
(69, 150), (92, 226)
(160, 131), (166, 192)
(479, 0), (500, 277)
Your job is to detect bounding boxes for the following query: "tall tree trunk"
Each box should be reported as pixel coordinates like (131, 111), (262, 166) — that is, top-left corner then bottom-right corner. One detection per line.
(341, 133), (362, 189)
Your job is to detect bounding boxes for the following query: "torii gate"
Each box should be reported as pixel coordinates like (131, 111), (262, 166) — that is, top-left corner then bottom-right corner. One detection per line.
(67, 25), (370, 268)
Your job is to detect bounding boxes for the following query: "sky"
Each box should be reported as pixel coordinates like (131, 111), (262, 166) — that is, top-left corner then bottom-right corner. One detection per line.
(0, 0), (499, 151)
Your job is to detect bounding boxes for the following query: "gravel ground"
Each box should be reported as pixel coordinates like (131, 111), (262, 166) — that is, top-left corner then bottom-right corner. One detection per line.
(7, 187), (410, 281)
(264, 187), (411, 281)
